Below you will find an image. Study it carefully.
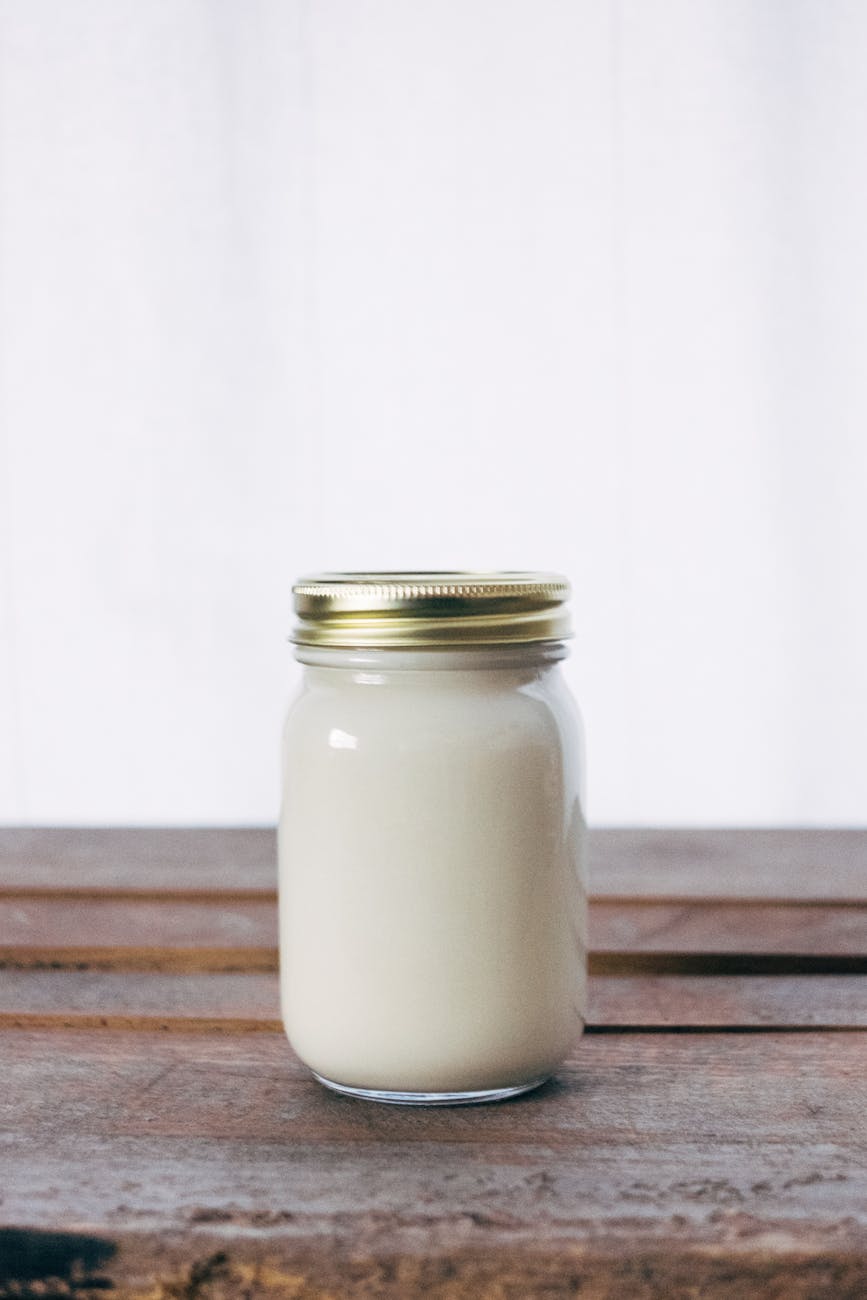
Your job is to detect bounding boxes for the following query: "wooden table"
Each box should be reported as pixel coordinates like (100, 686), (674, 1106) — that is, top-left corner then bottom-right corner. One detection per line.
(1, 828), (865, 1298)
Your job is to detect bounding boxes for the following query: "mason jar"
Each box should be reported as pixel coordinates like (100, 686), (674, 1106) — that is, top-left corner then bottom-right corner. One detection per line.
(278, 572), (586, 1105)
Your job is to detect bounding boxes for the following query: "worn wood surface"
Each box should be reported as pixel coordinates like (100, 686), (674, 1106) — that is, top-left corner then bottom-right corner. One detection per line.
(0, 827), (277, 896)
(2, 827), (865, 901)
(0, 827), (865, 1298)
(2, 1028), (866, 1297)
(0, 970), (866, 1032)
(2, 897), (865, 973)
(588, 828), (867, 902)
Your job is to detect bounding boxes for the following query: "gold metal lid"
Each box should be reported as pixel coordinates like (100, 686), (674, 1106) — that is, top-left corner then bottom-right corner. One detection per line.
(291, 572), (572, 648)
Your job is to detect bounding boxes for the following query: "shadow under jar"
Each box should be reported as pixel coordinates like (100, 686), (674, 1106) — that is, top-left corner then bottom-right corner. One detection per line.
(279, 572), (586, 1105)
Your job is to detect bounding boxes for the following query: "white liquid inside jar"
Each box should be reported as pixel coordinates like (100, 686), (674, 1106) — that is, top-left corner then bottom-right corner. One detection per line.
(279, 574), (586, 1105)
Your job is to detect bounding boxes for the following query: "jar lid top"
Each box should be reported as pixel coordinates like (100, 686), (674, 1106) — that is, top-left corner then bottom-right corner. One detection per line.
(291, 572), (572, 648)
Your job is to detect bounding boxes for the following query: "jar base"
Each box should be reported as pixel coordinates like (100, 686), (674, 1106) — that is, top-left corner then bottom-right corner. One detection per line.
(310, 1070), (550, 1106)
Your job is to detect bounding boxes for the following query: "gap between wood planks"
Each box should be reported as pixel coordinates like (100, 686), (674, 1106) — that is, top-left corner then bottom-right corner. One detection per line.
(1, 951), (867, 972)
(2, 886), (866, 907)
(0, 1016), (863, 1035)
(2, 950), (866, 974)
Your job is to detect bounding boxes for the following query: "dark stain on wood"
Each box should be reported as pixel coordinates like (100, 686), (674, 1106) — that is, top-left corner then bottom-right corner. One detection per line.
(0, 1226), (116, 1293)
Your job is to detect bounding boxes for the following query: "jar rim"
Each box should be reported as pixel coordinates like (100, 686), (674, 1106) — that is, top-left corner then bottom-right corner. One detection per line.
(291, 571), (572, 648)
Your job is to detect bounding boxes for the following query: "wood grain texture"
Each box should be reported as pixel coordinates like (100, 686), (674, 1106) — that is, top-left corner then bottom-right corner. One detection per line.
(0, 897), (277, 970)
(0, 970), (282, 1031)
(1, 1029), (865, 1297)
(4, 1233), (865, 1300)
(0, 829), (865, 1296)
(3, 896), (865, 973)
(591, 900), (867, 956)
(1, 827), (865, 900)
(0, 970), (865, 1031)
(589, 828), (867, 902)
(588, 973), (867, 1029)
(0, 827), (277, 896)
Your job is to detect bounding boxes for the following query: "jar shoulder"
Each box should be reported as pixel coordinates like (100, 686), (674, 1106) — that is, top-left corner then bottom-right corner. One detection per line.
(282, 669), (582, 757)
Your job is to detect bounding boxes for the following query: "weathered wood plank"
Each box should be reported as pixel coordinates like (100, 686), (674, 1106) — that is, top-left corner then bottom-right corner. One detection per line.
(0, 827), (277, 896)
(0, 971), (282, 1031)
(6, 1028), (865, 1149)
(1, 1030), (865, 1297)
(2, 1233), (865, 1300)
(0, 970), (865, 1031)
(2, 896), (865, 972)
(1, 827), (863, 1296)
(0, 897), (277, 970)
(590, 828), (867, 901)
(1, 828), (865, 901)
(1, 1229), (864, 1300)
(5, 1026), (867, 1175)
(588, 974), (867, 1029)
(591, 900), (867, 956)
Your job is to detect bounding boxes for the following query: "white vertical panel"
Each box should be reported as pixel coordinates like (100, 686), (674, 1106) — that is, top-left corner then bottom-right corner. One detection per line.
(778, 0), (867, 819)
(614, 0), (795, 822)
(615, 0), (867, 823)
(0, 0), (302, 821)
(292, 0), (624, 815)
(0, 1), (864, 825)
(0, 476), (23, 807)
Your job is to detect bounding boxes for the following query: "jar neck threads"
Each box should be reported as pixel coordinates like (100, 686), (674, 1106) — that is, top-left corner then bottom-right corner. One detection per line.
(294, 642), (569, 672)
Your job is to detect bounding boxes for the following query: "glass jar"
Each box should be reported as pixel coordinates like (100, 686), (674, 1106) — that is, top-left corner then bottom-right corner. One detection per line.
(278, 573), (586, 1105)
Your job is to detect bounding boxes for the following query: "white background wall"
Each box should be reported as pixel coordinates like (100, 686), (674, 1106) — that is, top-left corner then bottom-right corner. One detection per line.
(0, 0), (865, 827)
